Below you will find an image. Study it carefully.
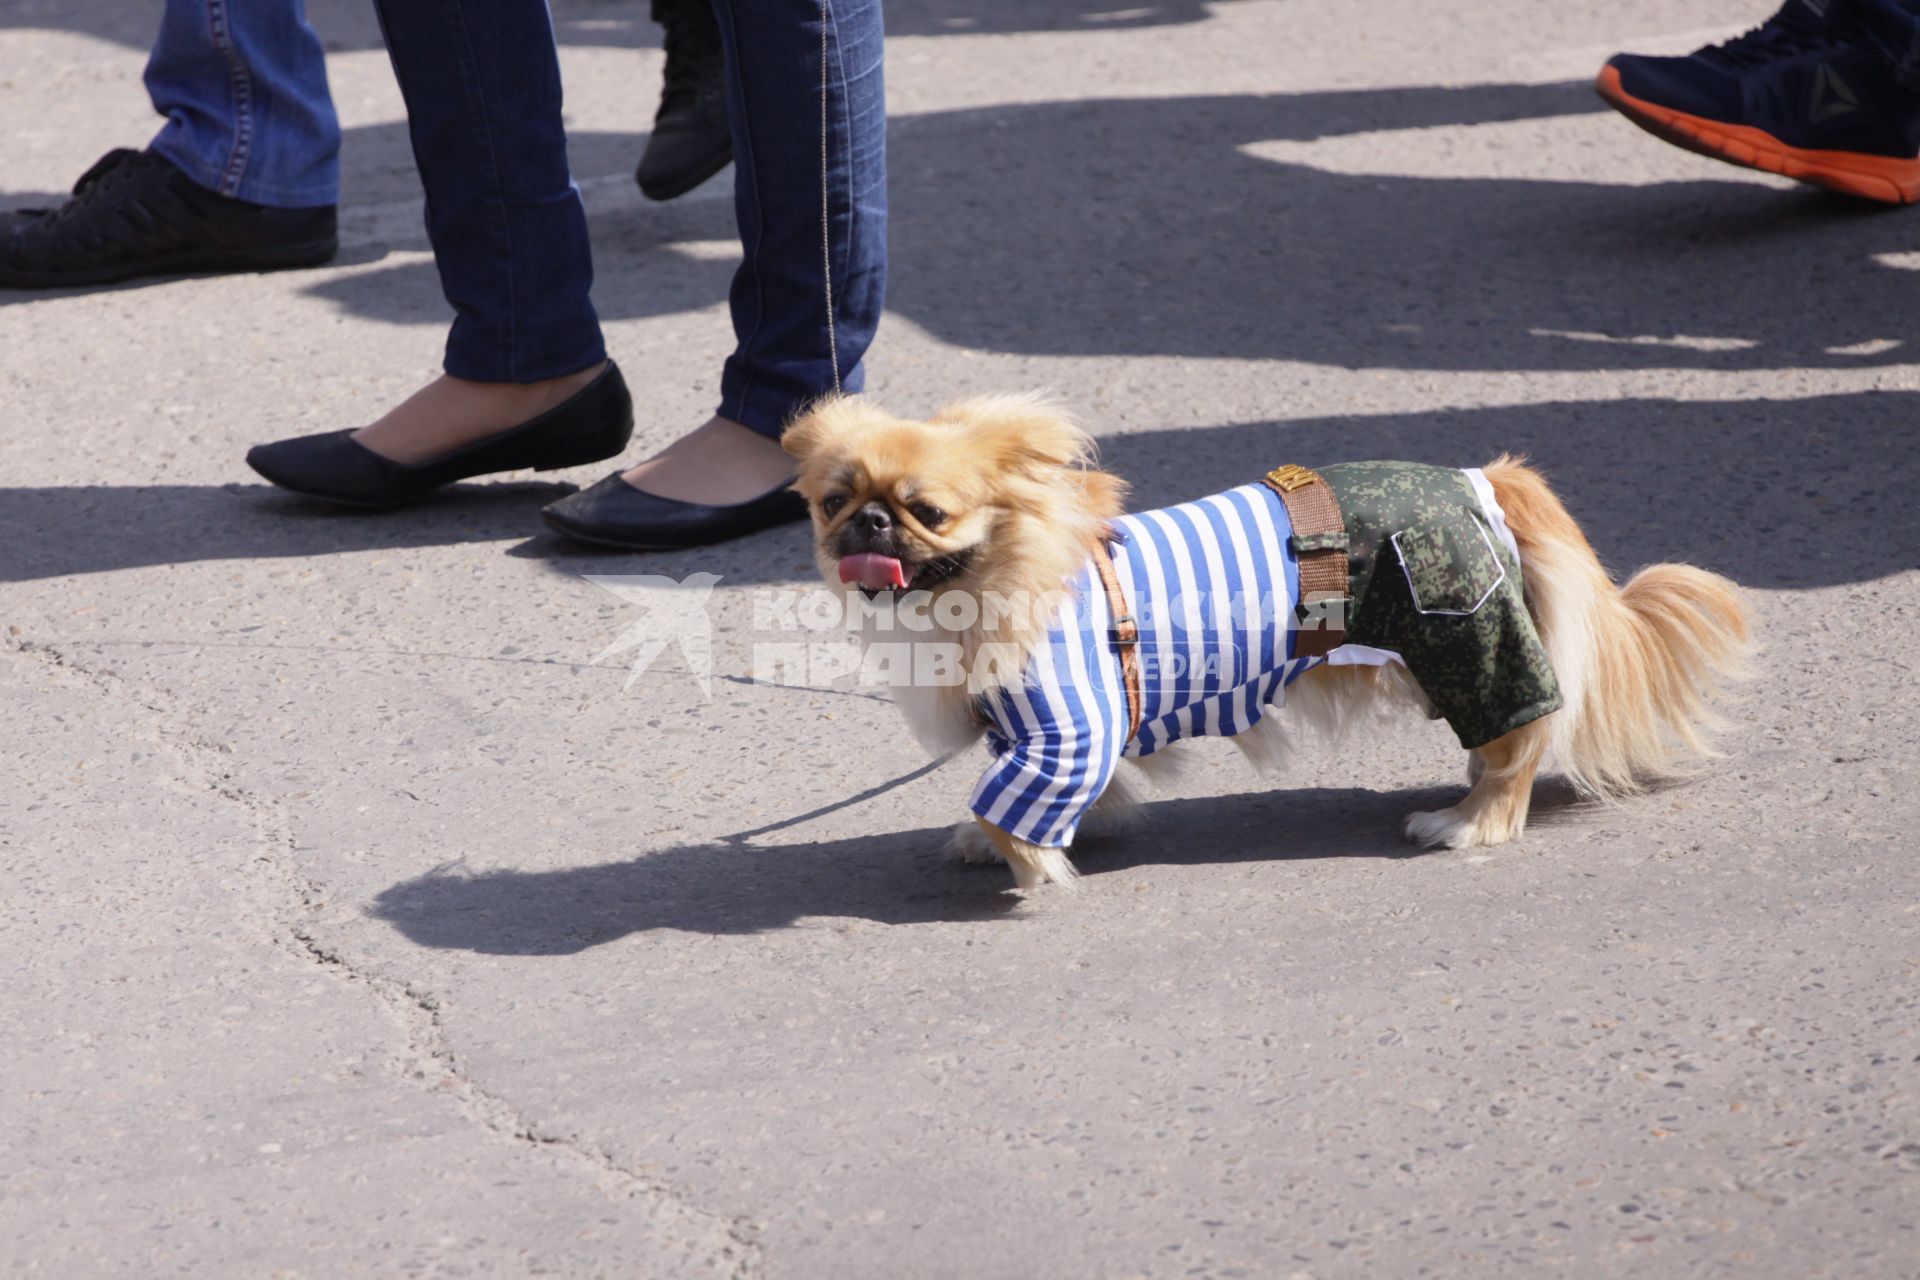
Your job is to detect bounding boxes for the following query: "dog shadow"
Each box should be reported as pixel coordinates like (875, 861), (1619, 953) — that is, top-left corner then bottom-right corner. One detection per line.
(368, 781), (1599, 954)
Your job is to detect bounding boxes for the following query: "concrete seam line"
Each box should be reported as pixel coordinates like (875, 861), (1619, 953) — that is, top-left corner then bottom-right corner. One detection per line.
(6, 633), (767, 1278)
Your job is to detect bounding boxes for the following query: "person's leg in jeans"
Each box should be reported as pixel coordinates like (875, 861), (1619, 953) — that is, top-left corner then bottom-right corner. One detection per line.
(249, 0), (882, 540)
(573, 0), (887, 515)
(712, 0), (887, 438)
(0, 0), (340, 288)
(245, 0), (633, 508)
(146, 0), (341, 209)
(345, 0), (887, 529)
(347, 0), (615, 463)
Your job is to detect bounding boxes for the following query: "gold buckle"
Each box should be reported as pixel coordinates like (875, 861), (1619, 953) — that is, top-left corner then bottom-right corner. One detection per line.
(1266, 464), (1317, 493)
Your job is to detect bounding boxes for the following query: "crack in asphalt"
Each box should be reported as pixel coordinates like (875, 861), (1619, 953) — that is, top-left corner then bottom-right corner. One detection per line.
(10, 633), (766, 1278)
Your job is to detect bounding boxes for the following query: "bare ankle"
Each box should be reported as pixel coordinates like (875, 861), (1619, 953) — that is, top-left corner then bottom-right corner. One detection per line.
(354, 361), (609, 465)
(620, 415), (795, 505)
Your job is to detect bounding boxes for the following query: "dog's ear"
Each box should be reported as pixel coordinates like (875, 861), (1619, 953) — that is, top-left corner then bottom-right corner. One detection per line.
(782, 394), (879, 462)
(932, 393), (1097, 473)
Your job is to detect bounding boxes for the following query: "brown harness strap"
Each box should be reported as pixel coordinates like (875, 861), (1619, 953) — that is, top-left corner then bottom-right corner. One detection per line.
(1093, 538), (1144, 744)
(1260, 464), (1350, 659)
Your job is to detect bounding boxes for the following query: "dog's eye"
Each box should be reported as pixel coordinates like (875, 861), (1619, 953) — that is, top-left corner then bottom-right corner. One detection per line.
(908, 502), (947, 528)
(821, 494), (850, 518)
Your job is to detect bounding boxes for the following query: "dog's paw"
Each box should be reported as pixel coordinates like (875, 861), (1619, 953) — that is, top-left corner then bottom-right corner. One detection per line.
(1404, 807), (1479, 850)
(945, 821), (1005, 866)
(1006, 843), (1083, 893)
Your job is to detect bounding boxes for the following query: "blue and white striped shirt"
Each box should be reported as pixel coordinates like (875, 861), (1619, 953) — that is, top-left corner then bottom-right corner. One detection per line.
(969, 481), (1312, 849)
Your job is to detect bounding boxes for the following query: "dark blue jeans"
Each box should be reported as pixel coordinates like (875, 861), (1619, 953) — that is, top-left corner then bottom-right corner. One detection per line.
(372, 0), (886, 439)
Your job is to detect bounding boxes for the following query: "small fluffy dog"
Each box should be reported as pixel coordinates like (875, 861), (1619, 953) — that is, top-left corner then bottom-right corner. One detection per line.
(785, 394), (1752, 891)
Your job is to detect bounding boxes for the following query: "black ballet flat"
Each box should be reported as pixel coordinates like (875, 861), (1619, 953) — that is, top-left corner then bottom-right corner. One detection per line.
(245, 362), (635, 508)
(540, 472), (809, 550)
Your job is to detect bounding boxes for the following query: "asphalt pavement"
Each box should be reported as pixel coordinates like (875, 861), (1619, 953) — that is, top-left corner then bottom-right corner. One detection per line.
(4, 1), (1918, 1276)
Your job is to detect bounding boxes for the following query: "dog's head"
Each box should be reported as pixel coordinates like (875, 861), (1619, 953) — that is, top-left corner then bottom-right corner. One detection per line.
(783, 394), (1127, 628)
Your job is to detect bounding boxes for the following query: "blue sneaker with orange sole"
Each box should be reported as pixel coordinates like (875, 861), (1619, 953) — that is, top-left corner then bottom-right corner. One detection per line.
(1598, 0), (1920, 203)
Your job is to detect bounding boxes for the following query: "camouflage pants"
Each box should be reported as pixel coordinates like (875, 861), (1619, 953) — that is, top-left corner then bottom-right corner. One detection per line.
(1313, 462), (1563, 750)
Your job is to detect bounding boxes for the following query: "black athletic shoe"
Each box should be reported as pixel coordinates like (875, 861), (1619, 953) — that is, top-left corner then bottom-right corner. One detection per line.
(1599, 0), (1920, 203)
(0, 149), (338, 288)
(635, 0), (733, 201)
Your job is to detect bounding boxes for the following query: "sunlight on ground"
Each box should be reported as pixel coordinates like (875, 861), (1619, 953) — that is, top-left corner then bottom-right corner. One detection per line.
(1240, 112), (1794, 188)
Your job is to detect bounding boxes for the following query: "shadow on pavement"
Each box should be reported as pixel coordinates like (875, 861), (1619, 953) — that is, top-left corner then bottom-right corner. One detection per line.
(0, 480), (771, 585)
(0, 482), (560, 583)
(0, 480), (822, 584)
(1100, 392), (1920, 591)
(7, 393), (1908, 588)
(369, 784), (1459, 951)
(299, 82), (1920, 377)
(11, 78), (1914, 379)
(880, 84), (1920, 373)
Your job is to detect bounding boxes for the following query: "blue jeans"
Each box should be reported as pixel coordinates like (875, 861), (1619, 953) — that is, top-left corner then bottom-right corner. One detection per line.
(373, 0), (887, 436)
(144, 0), (341, 208)
(714, 0), (888, 436)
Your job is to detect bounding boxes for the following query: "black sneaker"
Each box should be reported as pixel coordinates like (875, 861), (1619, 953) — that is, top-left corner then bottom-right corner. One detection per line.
(1598, 0), (1920, 203)
(0, 149), (338, 288)
(635, 0), (733, 201)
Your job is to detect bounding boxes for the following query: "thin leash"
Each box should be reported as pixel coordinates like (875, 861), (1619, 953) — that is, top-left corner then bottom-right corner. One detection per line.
(819, 0), (841, 394)
(717, 750), (959, 845)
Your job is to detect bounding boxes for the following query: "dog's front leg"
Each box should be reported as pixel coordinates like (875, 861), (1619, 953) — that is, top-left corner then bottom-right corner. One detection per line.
(945, 819), (1005, 866)
(974, 817), (1081, 891)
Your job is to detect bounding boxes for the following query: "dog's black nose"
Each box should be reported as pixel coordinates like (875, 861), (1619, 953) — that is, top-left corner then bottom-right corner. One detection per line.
(852, 502), (893, 537)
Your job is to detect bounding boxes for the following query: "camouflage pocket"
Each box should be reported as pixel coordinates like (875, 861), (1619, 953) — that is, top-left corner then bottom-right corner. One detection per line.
(1390, 517), (1506, 616)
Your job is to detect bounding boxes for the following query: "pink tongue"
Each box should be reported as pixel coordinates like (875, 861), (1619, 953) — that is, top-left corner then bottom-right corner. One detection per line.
(838, 553), (910, 590)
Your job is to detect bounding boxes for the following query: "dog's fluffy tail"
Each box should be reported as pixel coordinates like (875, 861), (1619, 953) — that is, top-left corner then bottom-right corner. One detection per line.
(1484, 455), (1753, 797)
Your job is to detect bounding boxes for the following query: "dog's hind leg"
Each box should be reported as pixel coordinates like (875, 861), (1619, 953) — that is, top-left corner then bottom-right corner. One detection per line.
(1403, 717), (1550, 850)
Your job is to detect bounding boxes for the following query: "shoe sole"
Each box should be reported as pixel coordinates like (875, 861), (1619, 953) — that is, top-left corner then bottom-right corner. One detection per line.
(0, 237), (340, 289)
(258, 469), (592, 512)
(256, 457), (616, 512)
(540, 510), (690, 551)
(1595, 64), (1920, 204)
(540, 504), (809, 552)
(636, 147), (734, 203)
(253, 481), (410, 510)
